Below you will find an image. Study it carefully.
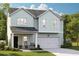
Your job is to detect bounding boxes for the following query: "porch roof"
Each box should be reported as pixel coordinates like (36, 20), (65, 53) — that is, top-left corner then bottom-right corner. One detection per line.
(11, 26), (38, 31)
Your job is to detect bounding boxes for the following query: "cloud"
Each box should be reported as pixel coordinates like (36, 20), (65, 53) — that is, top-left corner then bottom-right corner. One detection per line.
(38, 3), (48, 10)
(18, 6), (28, 9)
(59, 12), (64, 16)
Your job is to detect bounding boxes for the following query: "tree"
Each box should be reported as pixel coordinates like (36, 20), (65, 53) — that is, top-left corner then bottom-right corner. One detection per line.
(0, 3), (10, 45)
(0, 10), (7, 40)
(63, 15), (72, 44)
(69, 17), (79, 46)
(64, 13), (79, 46)
(1, 3), (10, 14)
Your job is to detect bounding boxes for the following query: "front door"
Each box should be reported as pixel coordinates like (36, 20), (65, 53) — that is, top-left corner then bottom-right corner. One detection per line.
(14, 36), (18, 48)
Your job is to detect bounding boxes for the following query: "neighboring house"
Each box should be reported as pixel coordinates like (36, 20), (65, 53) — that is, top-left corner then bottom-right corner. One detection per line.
(7, 7), (64, 49)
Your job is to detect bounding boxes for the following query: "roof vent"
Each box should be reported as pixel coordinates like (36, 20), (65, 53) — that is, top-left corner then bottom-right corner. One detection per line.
(30, 4), (36, 9)
(49, 8), (54, 10)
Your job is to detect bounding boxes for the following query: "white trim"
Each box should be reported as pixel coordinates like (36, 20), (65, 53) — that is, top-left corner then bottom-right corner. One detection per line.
(38, 31), (61, 33)
(22, 36), (25, 49)
(37, 9), (61, 19)
(35, 33), (38, 48)
(49, 10), (62, 19)
(37, 10), (49, 17)
(11, 33), (14, 48)
(10, 8), (36, 18)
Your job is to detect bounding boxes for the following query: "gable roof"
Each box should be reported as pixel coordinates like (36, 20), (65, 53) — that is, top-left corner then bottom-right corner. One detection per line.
(9, 8), (18, 14)
(49, 10), (62, 19)
(38, 9), (61, 19)
(9, 8), (46, 17)
(9, 8), (36, 18)
(9, 8), (62, 19)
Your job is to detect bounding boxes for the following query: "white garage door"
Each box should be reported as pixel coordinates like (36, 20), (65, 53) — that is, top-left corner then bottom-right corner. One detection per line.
(38, 38), (60, 49)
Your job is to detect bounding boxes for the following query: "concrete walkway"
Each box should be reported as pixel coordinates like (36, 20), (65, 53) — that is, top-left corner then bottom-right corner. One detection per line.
(44, 48), (79, 56)
(20, 49), (31, 52)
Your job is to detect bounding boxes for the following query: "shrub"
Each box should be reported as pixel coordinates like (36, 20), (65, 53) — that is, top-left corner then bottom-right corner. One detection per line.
(30, 48), (42, 50)
(37, 45), (40, 49)
(11, 48), (22, 51)
(4, 46), (21, 51)
(30, 45), (42, 50)
(4, 46), (11, 50)
(61, 42), (72, 48)
(0, 40), (6, 50)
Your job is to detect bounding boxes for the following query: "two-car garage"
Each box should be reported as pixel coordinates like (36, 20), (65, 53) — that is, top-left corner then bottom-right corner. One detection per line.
(38, 34), (60, 49)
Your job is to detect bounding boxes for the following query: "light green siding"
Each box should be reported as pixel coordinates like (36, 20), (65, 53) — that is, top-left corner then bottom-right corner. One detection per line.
(11, 9), (34, 27)
(38, 11), (61, 33)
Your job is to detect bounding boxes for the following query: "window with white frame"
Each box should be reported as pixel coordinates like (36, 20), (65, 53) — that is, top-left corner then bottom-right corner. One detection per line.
(23, 36), (28, 41)
(17, 18), (27, 25)
(53, 20), (57, 30)
(42, 19), (46, 27)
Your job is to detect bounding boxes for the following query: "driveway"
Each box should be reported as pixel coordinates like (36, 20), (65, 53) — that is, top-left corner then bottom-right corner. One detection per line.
(44, 48), (79, 56)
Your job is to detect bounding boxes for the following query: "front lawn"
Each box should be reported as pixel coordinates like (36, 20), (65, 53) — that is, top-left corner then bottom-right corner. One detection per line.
(0, 50), (55, 56)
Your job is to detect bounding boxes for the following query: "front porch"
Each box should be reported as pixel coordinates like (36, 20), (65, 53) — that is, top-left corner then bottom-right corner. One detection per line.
(10, 27), (38, 49)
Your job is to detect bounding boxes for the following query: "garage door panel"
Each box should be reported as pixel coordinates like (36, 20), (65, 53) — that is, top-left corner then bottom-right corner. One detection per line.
(38, 38), (59, 49)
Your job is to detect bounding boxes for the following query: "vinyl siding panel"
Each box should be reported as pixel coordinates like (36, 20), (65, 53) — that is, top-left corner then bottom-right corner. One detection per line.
(38, 11), (61, 33)
(11, 10), (34, 27)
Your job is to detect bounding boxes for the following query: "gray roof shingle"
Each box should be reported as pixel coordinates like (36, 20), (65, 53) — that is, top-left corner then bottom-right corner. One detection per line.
(9, 8), (61, 19)
(9, 8), (46, 17)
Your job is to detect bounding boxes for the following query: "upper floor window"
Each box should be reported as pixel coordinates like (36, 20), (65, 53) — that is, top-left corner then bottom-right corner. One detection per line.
(17, 18), (26, 25)
(54, 20), (57, 25)
(53, 19), (57, 30)
(42, 19), (46, 27)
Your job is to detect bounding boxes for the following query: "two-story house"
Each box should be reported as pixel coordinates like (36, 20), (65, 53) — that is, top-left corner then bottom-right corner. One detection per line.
(7, 6), (64, 49)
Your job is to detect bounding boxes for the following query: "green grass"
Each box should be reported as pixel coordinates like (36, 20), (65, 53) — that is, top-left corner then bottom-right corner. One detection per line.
(0, 50), (55, 56)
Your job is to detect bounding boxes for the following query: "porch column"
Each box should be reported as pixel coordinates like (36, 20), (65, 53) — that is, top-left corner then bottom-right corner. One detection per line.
(11, 33), (14, 48)
(22, 35), (25, 49)
(35, 33), (38, 48)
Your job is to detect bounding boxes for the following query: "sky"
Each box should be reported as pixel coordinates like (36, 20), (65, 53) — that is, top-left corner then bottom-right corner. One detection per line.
(10, 3), (79, 14)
